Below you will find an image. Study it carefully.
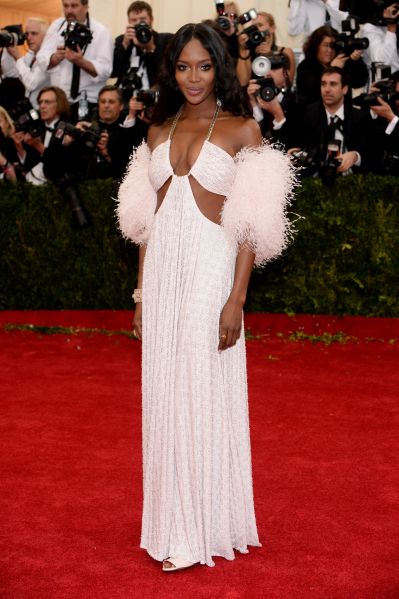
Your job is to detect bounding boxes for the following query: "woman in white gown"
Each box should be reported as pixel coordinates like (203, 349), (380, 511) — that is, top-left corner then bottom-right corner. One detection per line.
(117, 23), (295, 572)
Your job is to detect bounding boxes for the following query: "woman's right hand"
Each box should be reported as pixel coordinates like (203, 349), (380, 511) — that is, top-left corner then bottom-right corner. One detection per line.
(133, 302), (142, 340)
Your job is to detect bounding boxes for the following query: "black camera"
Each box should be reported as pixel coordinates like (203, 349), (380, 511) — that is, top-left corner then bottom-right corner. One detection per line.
(14, 108), (44, 138)
(62, 21), (93, 50)
(136, 89), (159, 107)
(381, 151), (399, 176)
(333, 18), (369, 55)
(244, 25), (267, 50)
(55, 120), (102, 152)
(215, 1), (232, 31)
(119, 67), (143, 103)
(353, 78), (399, 108)
(319, 140), (342, 186)
(53, 173), (91, 228)
(134, 21), (152, 44)
(255, 77), (281, 102)
(339, 1), (398, 24)
(290, 149), (318, 177)
(0, 24), (26, 48)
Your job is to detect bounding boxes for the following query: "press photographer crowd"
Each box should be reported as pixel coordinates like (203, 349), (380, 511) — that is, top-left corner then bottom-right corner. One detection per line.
(0, 0), (398, 226)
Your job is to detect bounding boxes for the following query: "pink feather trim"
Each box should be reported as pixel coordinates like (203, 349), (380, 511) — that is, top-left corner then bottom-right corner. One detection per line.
(221, 141), (297, 267)
(116, 142), (156, 245)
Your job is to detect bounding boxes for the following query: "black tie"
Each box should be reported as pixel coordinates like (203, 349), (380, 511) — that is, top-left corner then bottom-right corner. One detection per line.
(329, 115), (344, 136)
(70, 64), (81, 99)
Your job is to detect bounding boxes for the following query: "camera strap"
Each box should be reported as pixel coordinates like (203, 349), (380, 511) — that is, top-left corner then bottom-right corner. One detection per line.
(69, 14), (91, 100)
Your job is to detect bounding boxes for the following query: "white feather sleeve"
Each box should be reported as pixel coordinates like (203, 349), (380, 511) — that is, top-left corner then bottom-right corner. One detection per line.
(116, 142), (156, 245)
(221, 142), (296, 267)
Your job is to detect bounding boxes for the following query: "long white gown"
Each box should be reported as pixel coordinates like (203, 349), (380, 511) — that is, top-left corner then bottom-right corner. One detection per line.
(141, 110), (260, 566)
(117, 107), (294, 567)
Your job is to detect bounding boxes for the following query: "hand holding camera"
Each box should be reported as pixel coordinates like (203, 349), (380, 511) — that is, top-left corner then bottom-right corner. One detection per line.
(128, 96), (145, 119)
(336, 150), (358, 173)
(370, 94), (396, 121)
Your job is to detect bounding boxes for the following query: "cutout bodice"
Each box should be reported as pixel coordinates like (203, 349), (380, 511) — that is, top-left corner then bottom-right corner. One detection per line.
(148, 138), (236, 196)
(148, 102), (236, 196)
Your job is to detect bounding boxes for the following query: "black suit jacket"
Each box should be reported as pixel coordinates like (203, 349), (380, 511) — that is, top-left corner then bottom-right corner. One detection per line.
(112, 31), (173, 87)
(291, 100), (373, 172)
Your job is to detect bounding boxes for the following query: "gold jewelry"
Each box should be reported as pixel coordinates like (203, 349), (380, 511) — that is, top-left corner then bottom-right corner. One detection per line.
(220, 334), (227, 339)
(132, 288), (142, 303)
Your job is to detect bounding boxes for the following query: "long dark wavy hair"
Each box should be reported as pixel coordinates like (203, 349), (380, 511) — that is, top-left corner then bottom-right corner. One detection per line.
(151, 23), (250, 124)
(303, 25), (338, 62)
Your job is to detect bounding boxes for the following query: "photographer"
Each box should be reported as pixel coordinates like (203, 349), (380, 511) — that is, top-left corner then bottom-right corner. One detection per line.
(362, 3), (399, 73)
(74, 85), (148, 181)
(289, 67), (372, 183)
(236, 12), (296, 87)
(288, 0), (348, 39)
(0, 27), (26, 111)
(369, 70), (399, 174)
(36, 0), (113, 121)
(15, 18), (51, 109)
(296, 25), (369, 105)
(21, 86), (72, 186)
(112, 1), (172, 98)
(246, 63), (299, 149)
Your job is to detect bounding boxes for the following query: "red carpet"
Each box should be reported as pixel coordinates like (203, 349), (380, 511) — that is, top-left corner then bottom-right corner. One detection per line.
(1, 311), (399, 599)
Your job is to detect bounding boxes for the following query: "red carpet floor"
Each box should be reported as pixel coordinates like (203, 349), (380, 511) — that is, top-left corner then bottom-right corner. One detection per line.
(1, 311), (399, 599)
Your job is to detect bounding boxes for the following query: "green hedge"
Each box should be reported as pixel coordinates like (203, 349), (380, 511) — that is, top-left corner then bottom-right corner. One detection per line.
(1, 175), (398, 315)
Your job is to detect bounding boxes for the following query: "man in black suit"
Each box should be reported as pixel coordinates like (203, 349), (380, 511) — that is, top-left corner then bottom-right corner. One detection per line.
(112, 1), (172, 96)
(289, 66), (372, 178)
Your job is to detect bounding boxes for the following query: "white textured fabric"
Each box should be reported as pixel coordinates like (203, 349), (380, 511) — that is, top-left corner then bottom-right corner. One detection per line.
(222, 142), (296, 266)
(117, 143), (156, 245)
(117, 134), (296, 566)
(141, 173), (260, 567)
(149, 139), (235, 195)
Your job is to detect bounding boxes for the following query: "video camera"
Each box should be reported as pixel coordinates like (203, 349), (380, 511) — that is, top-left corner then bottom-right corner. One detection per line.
(0, 24), (26, 48)
(339, 1), (399, 25)
(333, 17), (369, 55)
(62, 21), (93, 51)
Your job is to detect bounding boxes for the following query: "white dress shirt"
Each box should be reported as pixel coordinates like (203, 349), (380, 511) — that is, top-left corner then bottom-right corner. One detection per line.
(16, 51), (51, 109)
(0, 50), (19, 79)
(361, 23), (399, 74)
(36, 17), (113, 104)
(288, 0), (347, 38)
(25, 118), (58, 186)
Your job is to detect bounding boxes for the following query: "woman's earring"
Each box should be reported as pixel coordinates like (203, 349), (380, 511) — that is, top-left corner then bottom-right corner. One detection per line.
(216, 98), (222, 108)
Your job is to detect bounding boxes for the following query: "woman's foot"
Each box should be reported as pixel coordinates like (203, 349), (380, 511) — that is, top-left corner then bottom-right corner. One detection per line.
(162, 556), (197, 572)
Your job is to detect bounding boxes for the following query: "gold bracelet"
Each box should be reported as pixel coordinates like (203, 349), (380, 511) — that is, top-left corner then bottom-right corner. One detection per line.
(132, 288), (142, 303)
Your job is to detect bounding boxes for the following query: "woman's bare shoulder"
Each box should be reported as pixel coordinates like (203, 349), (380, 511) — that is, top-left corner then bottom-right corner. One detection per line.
(219, 114), (263, 151)
(147, 119), (173, 151)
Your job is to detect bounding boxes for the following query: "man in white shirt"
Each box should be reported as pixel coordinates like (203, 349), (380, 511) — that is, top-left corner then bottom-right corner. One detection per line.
(288, 0), (348, 39)
(361, 3), (399, 74)
(15, 18), (51, 109)
(36, 0), (113, 121)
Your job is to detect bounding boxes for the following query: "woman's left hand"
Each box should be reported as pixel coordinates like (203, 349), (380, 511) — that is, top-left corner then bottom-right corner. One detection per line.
(218, 299), (243, 351)
(331, 53), (349, 68)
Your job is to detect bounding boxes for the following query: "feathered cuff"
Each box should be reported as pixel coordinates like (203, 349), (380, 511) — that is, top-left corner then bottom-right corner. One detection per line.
(221, 142), (297, 267)
(116, 142), (156, 245)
